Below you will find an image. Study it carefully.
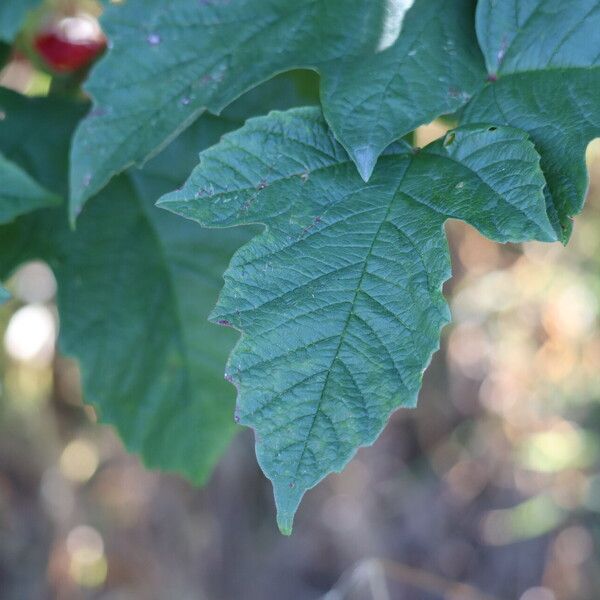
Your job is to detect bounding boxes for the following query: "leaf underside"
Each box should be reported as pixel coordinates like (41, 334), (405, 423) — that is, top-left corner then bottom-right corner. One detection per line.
(159, 107), (556, 533)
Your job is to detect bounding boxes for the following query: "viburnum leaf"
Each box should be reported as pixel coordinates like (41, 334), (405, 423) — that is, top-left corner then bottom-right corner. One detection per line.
(0, 176), (250, 484)
(0, 79), (309, 482)
(320, 0), (483, 180)
(0, 152), (60, 223)
(159, 107), (557, 533)
(462, 0), (600, 242)
(0, 96), (244, 480)
(0, 0), (39, 42)
(70, 0), (486, 217)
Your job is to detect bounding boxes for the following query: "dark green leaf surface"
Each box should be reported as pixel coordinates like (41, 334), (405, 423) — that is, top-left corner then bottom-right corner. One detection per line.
(0, 177), (251, 483)
(0, 152), (59, 223)
(0, 0), (38, 41)
(0, 89), (87, 198)
(0, 80), (311, 484)
(0, 42), (10, 69)
(70, 0), (485, 216)
(463, 0), (600, 242)
(159, 107), (556, 533)
(0, 118), (251, 483)
(320, 0), (483, 180)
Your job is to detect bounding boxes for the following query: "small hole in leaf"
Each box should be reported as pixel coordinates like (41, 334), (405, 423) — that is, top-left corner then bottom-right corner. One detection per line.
(488, 126), (497, 132)
(443, 132), (455, 147)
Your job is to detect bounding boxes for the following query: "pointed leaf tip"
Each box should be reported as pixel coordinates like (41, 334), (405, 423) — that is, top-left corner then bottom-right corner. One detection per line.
(274, 481), (304, 536)
(155, 194), (170, 208)
(351, 145), (377, 182)
(276, 513), (294, 536)
(155, 192), (186, 217)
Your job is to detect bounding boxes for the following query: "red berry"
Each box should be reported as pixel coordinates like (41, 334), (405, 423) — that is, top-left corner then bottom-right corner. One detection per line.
(34, 15), (105, 73)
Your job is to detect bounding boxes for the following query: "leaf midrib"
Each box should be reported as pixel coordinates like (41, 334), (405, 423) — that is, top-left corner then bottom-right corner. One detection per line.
(288, 161), (412, 485)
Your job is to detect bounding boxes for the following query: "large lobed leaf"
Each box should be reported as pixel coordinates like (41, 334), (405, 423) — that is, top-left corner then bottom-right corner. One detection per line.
(159, 107), (556, 533)
(463, 0), (600, 242)
(0, 79), (307, 483)
(0, 176), (250, 482)
(0, 90), (245, 481)
(69, 0), (485, 216)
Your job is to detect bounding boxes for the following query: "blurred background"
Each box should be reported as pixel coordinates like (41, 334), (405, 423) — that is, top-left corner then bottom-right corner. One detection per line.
(2, 2), (600, 600)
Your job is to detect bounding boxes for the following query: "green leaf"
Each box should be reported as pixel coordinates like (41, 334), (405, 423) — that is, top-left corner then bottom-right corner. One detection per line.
(159, 107), (556, 533)
(70, 0), (486, 217)
(0, 0), (39, 42)
(0, 80), (311, 483)
(0, 183), (251, 483)
(320, 0), (484, 180)
(0, 152), (60, 223)
(462, 0), (600, 242)
(0, 113), (251, 482)
(0, 286), (9, 303)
